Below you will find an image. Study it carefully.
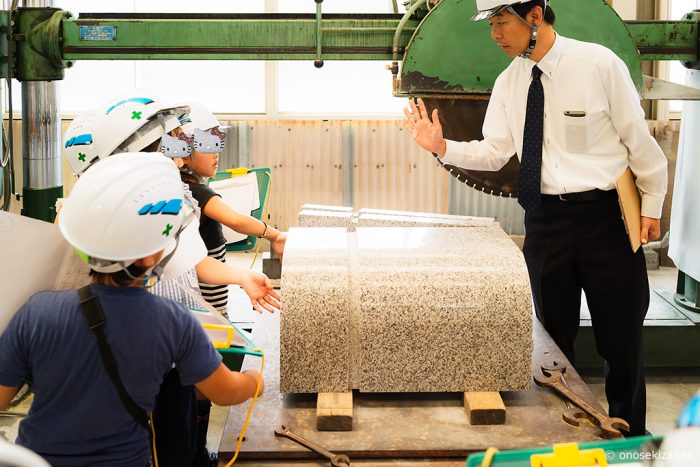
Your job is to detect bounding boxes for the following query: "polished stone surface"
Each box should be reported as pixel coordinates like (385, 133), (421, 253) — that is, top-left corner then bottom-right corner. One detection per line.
(279, 228), (352, 392)
(358, 207), (492, 222)
(301, 204), (354, 213)
(357, 212), (494, 228)
(297, 209), (355, 229)
(298, 206), (494, 231)
(280, 225), (533, 394)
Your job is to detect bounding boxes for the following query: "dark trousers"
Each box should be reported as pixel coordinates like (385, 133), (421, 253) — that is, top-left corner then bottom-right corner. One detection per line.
(153, 370), (213, 467)
(153, 369), (198, 467)
(523, 192), (649, 435)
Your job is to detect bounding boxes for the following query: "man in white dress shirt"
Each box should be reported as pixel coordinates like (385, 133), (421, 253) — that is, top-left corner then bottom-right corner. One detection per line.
(403, 0), (667, 436)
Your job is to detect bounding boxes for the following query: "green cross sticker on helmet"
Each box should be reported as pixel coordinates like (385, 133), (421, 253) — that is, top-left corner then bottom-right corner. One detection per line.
(63, 110), (99, 177)
(84, 90), (191, 163)
(58, 152), (187, 272)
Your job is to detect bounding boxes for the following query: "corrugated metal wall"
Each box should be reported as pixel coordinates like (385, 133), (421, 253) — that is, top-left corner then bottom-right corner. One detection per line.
(30, 118), (523, 234)
(449, 179), (525, 235)
(219, 119), (453, 231)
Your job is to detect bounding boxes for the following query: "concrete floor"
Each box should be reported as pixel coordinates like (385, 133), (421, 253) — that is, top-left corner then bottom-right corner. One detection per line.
(1, 255), (699, 463)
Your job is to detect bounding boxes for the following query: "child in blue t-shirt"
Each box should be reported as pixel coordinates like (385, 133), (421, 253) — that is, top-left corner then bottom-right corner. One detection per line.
(0, 153), (263, 467)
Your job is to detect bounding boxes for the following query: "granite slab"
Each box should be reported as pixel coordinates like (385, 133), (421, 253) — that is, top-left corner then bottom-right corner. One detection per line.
(280, 226), (532, 393)
(300, 204), (354, 213)
(357, 212), (495, 228)
(297, 209), (355, 229)
(358, 207), (493, 223)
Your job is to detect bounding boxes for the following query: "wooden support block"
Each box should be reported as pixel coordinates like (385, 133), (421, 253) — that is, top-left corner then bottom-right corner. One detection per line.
(463, 392), (506, 425)
(317, 391), (353, 431)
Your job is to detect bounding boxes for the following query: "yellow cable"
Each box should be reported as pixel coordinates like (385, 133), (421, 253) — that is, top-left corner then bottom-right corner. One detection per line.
(149, 412), (159, 467)
(480, 447), (499, 467)
(250, 171), (272, 270)
(224, 349), (265, 466)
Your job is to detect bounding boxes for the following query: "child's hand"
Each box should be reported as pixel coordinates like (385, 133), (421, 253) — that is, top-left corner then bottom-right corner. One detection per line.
(241, 271), (281, 314)
(271, 231), (287, 263)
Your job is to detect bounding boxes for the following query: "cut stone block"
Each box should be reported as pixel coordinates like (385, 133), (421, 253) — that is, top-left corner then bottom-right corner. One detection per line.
(298, 209), (355, 230)
(301, 204), (354, 213)
(357, 213), (495, 228)
(280, 228), (352, 393)
(358, 208), (493, 223)
(280, 226), (532, 394)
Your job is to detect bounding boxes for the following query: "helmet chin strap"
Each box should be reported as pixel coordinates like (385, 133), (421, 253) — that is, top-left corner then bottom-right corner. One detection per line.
(506, 5), (542, 59)
(134, 238), (178, 284)
(82, 211), (188, 285)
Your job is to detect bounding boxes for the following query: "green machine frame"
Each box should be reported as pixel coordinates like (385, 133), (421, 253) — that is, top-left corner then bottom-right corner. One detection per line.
(2, 0), (699, 366)
(0, 0), (696, 217)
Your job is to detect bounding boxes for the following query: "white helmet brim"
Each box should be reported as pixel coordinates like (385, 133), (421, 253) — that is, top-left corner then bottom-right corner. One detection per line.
(160, 217), (207, 281)
(471, 1), (526, 21)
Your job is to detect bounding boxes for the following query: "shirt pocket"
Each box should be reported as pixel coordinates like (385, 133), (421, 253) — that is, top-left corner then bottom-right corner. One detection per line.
(562, 111), (591, 153)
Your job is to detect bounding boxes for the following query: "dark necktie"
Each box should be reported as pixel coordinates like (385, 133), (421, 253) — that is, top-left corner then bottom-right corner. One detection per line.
(518, 65), (544, 212)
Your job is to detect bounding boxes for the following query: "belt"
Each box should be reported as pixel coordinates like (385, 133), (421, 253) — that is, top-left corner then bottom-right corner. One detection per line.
(541, 189), (617, 202)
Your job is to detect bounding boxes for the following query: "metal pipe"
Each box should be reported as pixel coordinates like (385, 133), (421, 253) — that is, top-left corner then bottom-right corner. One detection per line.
(390, 0), (425, 91)
(314, 0), (323, 68)
(392, 0), (425, 63)
(21, 0), (62, 221)
(21, 82), (61, 189)
(6, 2), (17, 203)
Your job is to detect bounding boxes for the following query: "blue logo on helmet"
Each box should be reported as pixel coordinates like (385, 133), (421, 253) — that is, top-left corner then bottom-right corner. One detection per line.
(65, 134), (93, 148)
(106, 97), (155, 115)
(138, 199), (182, 216)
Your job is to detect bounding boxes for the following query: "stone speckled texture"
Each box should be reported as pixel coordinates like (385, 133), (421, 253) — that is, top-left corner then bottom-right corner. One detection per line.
(280, 225), (532, 394)
(298, 210), (355, 229)
(357, 213), (495, 228)
(301, 204), (354, 213)
(279, 228), (351, 393)
(358, 207), (492, 222)
(299, 206), (494, 231)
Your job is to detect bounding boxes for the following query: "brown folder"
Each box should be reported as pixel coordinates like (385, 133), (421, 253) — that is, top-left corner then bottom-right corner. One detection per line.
(615, 167), (641, 253)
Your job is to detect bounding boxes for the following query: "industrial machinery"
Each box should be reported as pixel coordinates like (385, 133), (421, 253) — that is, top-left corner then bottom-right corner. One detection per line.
(1, 0), (699, 462)
(3, 0), (698, 367)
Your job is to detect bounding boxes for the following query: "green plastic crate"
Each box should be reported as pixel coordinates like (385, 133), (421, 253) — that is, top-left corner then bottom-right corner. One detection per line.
(191, 307), (262, 372)
(209, 167), (271, 252)
(466, 435), (661, 467)
(217, 323), (262, 372)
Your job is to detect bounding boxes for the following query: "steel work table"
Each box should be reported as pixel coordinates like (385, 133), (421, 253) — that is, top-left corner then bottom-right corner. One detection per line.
(218, 313), (606, 465)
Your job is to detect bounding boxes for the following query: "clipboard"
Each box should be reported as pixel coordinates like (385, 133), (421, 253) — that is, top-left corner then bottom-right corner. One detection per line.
(615, 168), (642, 253)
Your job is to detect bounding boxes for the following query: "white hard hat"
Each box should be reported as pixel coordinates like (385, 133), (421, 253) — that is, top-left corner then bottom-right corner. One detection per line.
(63, 110), (100, 177)
(471, 0), (541, 21)
(180, 101), (220, 134)
(58, 152), (191, 275)
(160, 216), (207, 281)
(91, 90), (190, 162)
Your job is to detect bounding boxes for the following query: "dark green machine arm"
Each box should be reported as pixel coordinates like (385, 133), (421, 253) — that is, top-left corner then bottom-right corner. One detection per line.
(4, 8), (698, 82)
(627, 19), (699, 63)
(9, 11), (423, 81)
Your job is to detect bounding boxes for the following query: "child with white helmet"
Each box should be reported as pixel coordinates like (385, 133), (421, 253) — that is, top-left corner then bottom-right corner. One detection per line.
(0, 153), (263, 467)
(62, 91), (280, 315)
(172, 101), (287, 315)
(61, 92), (278, 466)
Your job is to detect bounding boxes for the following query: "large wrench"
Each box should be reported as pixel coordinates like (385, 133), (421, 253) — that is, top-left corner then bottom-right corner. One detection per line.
(541, 363), (597, 429)
(274, 425), (351, 467)
(534, 362), (630, 438)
